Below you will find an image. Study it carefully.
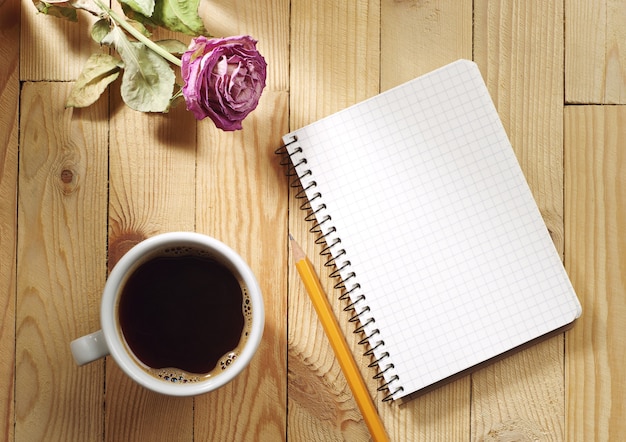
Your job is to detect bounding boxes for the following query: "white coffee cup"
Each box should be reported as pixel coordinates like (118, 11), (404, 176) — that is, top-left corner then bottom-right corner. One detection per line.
(71, 232), (264, 396)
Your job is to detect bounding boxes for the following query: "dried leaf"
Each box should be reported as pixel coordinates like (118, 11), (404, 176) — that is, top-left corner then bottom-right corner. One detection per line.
(152, 0), (207, 36)
(117, 0), (154, 17)
(68, 0), (101, 15)
(127, 18), (152, 37)
(91, 19), (111, 43)
(66, 53), (121, 108)
(155, 39), (188, 55)
(102, 27), (175, 112)
(124, 0), (208, 36)
(32, 0), (78, 21)
(36, 0), (102, 16)
(169, 87), (185, 109)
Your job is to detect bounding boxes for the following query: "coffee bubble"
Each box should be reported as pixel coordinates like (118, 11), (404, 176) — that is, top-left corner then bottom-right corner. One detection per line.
(151, 369), (201, 383)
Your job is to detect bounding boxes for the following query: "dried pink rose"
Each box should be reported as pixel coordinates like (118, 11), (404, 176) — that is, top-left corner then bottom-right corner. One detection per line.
(181, 35), (267, 131)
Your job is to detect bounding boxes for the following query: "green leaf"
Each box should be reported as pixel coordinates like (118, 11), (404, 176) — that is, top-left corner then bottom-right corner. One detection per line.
(102, 27), (175, 112)
(117, 0), (154, 17)
(155, 39), (188, 55)
(32, 0), (78, 21)
(91, 19), (111, 43)
(66, 53), (121, 108)
(151, 0), (208, 36)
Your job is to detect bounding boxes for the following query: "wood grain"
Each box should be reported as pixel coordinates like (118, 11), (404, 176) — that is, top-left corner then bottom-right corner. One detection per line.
(20, 0), (101, 81)
(0, 0), (20, 439)
(193, 2), (290, 437)
(200, 0), (290, 91)
(565, 105), (626, 441)
(6, 0), (625, 440)
(289, 0), (380, 129)
(16, 82), (108, 441)
(106, 91), (197, 441)
(193, 91), (289, 441)
(565, 0), (626, 104)
(288, 1), (380, 440)
(475, 0), (566, 253)
(473, 1), (567, 440)
(380, 0), (473, 90)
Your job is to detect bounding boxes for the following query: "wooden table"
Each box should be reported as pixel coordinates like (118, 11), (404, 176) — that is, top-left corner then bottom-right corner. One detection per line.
(2, 0), (624, 440)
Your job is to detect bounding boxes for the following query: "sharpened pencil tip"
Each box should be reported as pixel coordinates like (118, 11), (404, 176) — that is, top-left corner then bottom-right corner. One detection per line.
(289, 234), (306, 262)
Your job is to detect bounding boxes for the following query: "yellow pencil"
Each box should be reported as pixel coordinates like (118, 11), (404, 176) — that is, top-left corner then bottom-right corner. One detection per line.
(289, 235), (389, 442)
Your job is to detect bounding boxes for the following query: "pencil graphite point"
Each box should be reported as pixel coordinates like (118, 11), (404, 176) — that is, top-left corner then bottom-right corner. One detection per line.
(289, 234), (306, 263)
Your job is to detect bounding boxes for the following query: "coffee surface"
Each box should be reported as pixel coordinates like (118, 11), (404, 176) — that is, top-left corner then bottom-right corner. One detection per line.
(119, 255), (245, 375)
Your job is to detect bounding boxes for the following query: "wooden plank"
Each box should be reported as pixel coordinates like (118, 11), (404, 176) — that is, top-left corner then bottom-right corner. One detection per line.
(16, 82), (108, 441)
(200, 0), (290, 91)
(289, 0), (380, 128)
(564, 105), (626, 441)
(379, 1), (473, 440)
(288, 0), (380, 440)
(193, 90), (289, 441)
(472, 2), (567, 440)
(0, 1), (20, 440)
(187, 2), (290, 438)
(565, 0), (626, 104)
(564, 0), (606, 103)
(106, 92), (197, 441)
(475, 0), (565, 254)
(381, 0), (473, 90)
(604, 0), (626, 103)
(20, 0), (101, 81)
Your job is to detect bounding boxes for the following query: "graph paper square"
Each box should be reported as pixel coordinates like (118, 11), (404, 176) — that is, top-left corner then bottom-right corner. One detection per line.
(284, 60), (581, 400)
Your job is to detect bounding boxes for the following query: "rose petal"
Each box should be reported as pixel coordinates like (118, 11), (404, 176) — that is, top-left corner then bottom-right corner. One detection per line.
(181, 35), (267, 130)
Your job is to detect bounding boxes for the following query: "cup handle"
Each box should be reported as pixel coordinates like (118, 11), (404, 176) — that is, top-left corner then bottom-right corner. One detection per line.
(70, 330), (109, 365)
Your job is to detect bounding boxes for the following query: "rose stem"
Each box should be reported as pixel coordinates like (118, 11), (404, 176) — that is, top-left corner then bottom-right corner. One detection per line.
(95, 1), (183, 67)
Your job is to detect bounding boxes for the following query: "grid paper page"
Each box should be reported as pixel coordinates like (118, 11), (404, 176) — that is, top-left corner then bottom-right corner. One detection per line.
(284, 60), (581, 400)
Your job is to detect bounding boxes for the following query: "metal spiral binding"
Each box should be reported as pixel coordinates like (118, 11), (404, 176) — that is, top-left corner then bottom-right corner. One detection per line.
(276, 138), (404, 402)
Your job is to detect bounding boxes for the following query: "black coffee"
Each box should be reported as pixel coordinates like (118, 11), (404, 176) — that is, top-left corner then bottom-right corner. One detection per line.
(118, 254), (246, 378)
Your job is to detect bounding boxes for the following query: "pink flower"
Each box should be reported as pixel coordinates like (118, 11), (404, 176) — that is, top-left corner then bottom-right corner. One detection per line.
(181, 35), (267, 131)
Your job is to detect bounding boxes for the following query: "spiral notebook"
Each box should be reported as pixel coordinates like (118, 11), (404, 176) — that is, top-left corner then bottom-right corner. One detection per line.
(281, 60), (581, 401)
